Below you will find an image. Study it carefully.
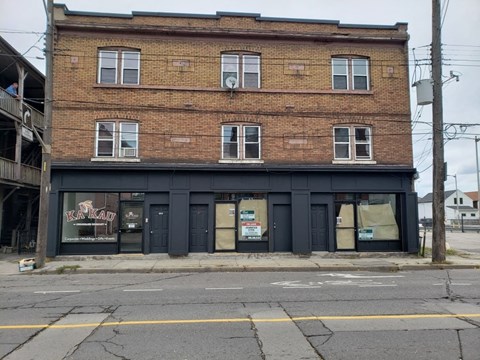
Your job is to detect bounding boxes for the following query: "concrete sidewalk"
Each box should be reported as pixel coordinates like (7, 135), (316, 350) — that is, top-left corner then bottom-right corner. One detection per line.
(1, 250), (479, 275)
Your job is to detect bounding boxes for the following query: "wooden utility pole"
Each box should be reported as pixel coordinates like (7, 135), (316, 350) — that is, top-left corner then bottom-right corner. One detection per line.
(35, 0), (53, 268)
(431, 0), (446, 262)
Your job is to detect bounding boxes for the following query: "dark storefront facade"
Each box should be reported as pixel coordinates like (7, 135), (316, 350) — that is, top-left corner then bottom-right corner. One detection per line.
(46, 165), (419, 256)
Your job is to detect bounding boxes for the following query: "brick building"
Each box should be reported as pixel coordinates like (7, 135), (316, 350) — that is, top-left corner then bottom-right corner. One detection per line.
(47, 4), (419, 256)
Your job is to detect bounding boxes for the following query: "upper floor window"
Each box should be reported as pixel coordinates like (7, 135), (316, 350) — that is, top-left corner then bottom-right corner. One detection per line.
(221, 53), (260, 89)
(334, 126), (371, 160)
(222, 125), (260, 160)
(332, 57), (369, 90)
(98, 49), (140, 85)
(96, 121), (138, 158)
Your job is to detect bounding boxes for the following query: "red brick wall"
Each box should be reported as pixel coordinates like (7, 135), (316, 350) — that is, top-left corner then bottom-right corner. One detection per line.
(52, 10), (412, 166)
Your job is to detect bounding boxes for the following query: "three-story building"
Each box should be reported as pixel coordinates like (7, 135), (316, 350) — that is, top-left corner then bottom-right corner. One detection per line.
(47, 5), (418, 256)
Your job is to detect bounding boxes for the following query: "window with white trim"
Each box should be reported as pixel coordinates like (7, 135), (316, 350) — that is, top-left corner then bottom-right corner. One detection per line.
(222, 125), (260, 160)
(98, 49), (140, 85)
(95, 121), (138, 158)
(221, 53), (260, 89)
(334, 126), (371, 160)
(332, 57), (369, 90)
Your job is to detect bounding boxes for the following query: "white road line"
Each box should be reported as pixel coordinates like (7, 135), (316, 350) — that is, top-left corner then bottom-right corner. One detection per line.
(283, 286), (323, 289)
(123, 289), (164, 292)
(433, 283), (472, 286)
(205, 287), (244, 290)
(34, 290), (81, 294)
(358, 284), (398, 287)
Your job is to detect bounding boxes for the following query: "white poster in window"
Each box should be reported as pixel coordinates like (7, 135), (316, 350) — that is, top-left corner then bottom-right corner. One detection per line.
(240, 210), (255, 221)
(241, 221), (262, 240)
(358, 228), (374, 240)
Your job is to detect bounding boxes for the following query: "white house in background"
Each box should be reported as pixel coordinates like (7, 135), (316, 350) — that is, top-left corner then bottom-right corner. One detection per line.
(418, 190), (479, 225)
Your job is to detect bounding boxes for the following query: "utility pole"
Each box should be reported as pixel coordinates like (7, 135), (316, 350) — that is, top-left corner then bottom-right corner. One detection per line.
(431, 0), (446, 262)
(35, 0), (53, 268)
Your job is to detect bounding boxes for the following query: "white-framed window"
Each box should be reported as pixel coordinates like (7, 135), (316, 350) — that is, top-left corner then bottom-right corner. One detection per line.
(221, 53), (260, 89)
(332, 57), (369, 90)
(334, 126), (372, 160)
(95, 121), (138, 158)
(98, 49), (140, 85)
(222, 125), (260, 160)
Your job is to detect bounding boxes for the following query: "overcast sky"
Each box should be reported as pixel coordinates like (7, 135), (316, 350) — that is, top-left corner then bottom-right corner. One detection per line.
(1, 0), (479, 197)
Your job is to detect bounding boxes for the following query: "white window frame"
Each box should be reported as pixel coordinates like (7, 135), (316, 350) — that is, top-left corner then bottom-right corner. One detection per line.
(243, 125), (261, 159)
(121, 51), (140, 85)
(242, 55), (261, 89)
(95, 121), (139, 158)
(98, 49), (140, 85)
(221, 54), (239, 88)
(98, 51), (118, 85)
(333, 126), (372, 161)
(332, 57), (369, 90)
(221, 125), (261, 160)
(221, 53), (260, 89)
(96, 122), (115, 157)
(119, 123), (139, 158)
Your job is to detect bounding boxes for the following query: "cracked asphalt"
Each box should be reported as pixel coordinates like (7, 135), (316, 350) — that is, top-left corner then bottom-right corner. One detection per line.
(0, 269), (479, 359)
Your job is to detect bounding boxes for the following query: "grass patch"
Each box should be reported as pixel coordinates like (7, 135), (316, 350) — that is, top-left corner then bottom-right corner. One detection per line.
(56, 265), (81, 274)
(420, 247), (460, 257)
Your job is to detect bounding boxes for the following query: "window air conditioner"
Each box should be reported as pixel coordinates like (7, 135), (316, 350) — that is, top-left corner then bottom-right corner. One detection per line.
(122, 148), (136, 157)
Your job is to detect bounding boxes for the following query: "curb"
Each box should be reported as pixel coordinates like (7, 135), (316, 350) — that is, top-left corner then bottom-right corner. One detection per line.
(27, 263), (480, 275)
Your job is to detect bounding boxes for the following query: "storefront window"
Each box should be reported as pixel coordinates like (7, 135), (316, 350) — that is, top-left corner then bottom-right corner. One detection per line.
(238, 197), (268, 241)
(357, 194), (399, 241)
(62, 193), (119, 243)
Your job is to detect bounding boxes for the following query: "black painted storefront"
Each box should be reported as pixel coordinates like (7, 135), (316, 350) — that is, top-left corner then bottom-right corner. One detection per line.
(46, 164), (419, 256)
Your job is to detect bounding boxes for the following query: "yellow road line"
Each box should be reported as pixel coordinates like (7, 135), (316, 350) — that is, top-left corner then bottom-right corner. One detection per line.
(1, 313), (479, 330)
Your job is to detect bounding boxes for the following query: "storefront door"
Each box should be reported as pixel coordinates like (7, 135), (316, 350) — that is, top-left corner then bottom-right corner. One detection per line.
(215, 203), (236, 251)
(311, 205), (328, 251)
(190, 205), (208, 252)
(150, 205), (169, 253)
(335, 202), (356, 250)
(119, 202), (143, 253)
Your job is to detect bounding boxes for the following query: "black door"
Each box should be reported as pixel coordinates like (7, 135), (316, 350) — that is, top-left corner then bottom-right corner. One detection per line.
(311, 205), (328, 251)
(150, 205), (169, 253)
(273, 204), (292, 252)
(190, 205), (208, 252)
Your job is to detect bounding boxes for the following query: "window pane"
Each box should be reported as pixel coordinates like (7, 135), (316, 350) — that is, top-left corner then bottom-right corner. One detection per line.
(335, 144), (349, 159)
(123, 52), (139, 68)
(122, 52), (140, 85)
(123, 69), (139, 84)
(245, 143), (259, 159)
(97, 122), (114, 157)
(62, 193), (119, 243)
(353, 76), (367, 90)
(222, 126), (238, 159)
(222, 55), (238, 72)
(334, 128), (349, 142)
(332, 58), (347, 74)
(357, 194), (399, 241)
(353, 59), (367, 75)
(333, 75), (348, 90)
(355, 128), (370, 142)
(243, 73), (259, 88)
(99, 51), (117, 84)
(244, 127), (259, 142)
(222, 72), (238, 87)
(100, 69), (116, 84)
(355, 144), (370, 158)
(244, 56), (259, 72)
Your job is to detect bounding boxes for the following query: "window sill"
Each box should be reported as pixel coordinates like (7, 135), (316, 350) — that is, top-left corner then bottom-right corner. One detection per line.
(332, 160), (377, 165)
(91, 157), (141, 162)
(219, 159), (264, 164)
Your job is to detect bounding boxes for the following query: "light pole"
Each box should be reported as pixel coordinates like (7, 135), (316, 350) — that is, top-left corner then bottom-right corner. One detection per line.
(475, 136), (480, 225)
(447, 174), (460, 228)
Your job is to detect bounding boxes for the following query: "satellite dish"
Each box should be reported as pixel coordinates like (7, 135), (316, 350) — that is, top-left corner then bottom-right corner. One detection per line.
(225, 76), (237, 89)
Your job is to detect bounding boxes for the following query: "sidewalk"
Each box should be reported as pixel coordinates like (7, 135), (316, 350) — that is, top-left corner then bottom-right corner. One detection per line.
(1, 250), (479, 275)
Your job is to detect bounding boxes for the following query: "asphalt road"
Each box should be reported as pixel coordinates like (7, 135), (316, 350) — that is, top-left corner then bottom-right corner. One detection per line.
(1, 270), (479, 360)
